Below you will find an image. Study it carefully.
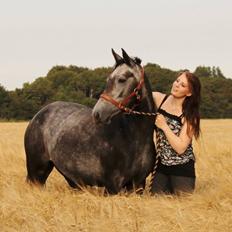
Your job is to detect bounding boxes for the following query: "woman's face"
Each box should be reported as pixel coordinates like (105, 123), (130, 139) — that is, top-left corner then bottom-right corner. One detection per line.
(171, 73), (192, 98)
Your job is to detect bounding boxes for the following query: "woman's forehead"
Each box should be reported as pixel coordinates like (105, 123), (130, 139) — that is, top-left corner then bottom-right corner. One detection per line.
(177, 73), (188, 84)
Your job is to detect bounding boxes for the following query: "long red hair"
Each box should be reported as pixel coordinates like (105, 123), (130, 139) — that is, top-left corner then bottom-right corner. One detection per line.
(178, 70), (201, 139)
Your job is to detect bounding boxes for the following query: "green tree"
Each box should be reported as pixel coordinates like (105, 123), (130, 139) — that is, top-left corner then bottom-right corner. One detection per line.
(0, 85), (11, 119)
(0, 63), (231, 120)
(194, 66), (212, 78)
(215, 67), (225, 78)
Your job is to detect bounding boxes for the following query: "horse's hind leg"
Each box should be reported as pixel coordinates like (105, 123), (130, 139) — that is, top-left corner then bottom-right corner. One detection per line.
(26, 159), (54, 185)
(24, 123), (54, 186)
(56, 168), (78, 188)
(64, 176), (78, 188)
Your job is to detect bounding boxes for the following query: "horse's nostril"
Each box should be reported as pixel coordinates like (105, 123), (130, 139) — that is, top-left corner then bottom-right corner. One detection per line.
(93, 111), (100, 122)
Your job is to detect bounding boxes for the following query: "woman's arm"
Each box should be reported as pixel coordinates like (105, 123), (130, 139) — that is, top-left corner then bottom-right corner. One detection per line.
(155, 114), (193, 155)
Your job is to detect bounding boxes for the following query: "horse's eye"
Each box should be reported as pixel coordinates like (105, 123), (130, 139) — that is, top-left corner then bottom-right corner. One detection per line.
(118, 78), (127, 83)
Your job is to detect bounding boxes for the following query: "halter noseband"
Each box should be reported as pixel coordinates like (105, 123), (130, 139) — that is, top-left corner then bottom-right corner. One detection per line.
(100, 67), (145, 113)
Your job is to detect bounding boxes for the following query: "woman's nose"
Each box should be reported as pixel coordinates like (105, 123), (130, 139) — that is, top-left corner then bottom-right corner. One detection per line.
(175, 83), (180, 88)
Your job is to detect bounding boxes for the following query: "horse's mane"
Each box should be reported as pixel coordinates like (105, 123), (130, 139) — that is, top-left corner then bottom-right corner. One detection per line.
(143, 72), (156, 114)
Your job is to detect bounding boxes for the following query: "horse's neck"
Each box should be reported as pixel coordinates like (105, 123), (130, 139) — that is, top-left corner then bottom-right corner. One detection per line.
(109, 115), (153, 149)
(108, 75), (156, 141)
(123, 102), (155, 138)
(132, 75), (156, 135)
(142, 74), (156, 113)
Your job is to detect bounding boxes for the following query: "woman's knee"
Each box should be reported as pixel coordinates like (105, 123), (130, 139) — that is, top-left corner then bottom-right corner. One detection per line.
(171, 175), (195, 194)
(150, 172), (171, 194)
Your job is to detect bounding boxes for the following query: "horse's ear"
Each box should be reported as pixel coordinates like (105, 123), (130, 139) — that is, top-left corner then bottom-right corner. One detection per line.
(133, 57), (142, 65)
(121, 48), (135, 66)
(112, 49), (123, 66)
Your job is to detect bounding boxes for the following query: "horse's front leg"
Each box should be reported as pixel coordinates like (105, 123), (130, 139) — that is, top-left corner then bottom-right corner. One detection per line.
(135, 179), (145, 195)
(124, 179), (145, 194)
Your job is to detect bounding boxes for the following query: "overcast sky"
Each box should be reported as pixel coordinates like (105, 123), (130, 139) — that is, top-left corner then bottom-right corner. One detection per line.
(1, 0), (232, 90)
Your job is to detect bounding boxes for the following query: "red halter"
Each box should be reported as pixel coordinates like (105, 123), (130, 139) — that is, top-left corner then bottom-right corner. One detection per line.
(100, 67), (145, 112)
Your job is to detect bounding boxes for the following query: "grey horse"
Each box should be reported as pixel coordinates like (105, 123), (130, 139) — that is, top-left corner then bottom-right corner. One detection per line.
(24, 49), (157, 194)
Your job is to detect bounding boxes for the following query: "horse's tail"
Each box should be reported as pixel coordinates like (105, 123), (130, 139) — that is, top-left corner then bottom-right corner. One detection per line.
(24, 117), (53, 185)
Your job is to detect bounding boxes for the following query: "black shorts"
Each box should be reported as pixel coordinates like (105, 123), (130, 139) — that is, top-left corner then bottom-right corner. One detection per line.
(156, 159), (195, 178)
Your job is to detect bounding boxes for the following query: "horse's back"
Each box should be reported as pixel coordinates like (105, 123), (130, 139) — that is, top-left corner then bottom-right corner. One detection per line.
(25, 100), (94, 153)
(31, 101), (91, 127)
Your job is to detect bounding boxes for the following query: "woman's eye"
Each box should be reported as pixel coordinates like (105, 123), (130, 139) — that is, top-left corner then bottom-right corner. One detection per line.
(181, 83), (187, 87)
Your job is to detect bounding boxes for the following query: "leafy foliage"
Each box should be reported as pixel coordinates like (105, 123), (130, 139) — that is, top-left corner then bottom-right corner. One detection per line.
(0, 64), (231, 120)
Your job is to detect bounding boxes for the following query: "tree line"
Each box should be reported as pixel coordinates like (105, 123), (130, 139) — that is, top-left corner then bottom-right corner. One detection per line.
(0, 64), (231, 120)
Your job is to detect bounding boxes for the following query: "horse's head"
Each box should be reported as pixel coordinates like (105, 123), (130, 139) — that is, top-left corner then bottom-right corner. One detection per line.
(92, 48), (144, 124)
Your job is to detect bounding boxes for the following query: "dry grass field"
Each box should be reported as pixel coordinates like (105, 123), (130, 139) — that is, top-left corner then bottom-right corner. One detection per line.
(0, 120), (232, 232)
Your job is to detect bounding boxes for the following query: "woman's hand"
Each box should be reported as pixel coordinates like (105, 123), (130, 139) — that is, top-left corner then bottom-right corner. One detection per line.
(155, 114), (168, 131)
(155, 114), (193, 155)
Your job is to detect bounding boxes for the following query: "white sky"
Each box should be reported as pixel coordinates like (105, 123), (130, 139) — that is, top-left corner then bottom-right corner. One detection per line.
(0, 0), (232, 90)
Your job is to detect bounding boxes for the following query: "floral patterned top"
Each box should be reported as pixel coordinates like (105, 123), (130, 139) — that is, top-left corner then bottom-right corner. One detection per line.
(156, 95), (195, 166)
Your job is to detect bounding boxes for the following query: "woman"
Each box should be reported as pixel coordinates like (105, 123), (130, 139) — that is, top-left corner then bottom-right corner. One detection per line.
(150, 70), (201, 195)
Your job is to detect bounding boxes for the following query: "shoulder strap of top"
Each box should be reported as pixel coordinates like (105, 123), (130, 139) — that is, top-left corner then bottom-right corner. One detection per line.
(158, 94), (169, 110)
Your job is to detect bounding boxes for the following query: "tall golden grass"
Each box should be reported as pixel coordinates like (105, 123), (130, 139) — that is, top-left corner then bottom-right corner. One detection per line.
(0, 120), (232, 232)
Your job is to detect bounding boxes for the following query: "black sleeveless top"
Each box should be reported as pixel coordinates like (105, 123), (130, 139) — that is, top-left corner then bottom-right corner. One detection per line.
(155, 95), (195, 177)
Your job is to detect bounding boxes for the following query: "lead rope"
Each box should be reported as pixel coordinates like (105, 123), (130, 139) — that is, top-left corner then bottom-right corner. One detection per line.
(148, 153), (160, 194)
(120, 106), (157, 117)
